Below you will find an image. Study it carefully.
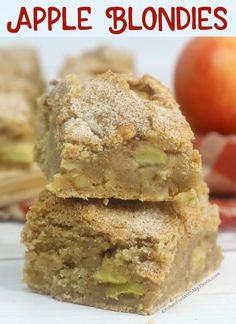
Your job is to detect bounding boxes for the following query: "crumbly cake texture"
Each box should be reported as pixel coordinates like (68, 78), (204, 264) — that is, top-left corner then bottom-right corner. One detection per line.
(36, 71), (201, 201)
(0, 46), (44, 91)
(22, 190), (222, 315)
(60, 45), (135, 81)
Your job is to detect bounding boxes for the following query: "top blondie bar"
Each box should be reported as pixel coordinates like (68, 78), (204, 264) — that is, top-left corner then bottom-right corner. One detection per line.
(36, 71), (201, 201)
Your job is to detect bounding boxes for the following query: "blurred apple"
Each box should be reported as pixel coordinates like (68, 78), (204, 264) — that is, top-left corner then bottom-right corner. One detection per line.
(174, 37), (236, 134)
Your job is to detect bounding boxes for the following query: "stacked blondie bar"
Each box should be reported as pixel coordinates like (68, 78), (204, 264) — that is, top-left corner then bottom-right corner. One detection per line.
(22, 71), (222, 315)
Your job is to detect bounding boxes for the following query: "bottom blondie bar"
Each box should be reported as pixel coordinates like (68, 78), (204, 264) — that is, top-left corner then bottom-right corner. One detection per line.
(22, 191), (222, 315)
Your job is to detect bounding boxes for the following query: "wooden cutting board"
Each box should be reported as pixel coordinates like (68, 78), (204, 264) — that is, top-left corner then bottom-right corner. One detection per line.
(0, 164), (46, 207)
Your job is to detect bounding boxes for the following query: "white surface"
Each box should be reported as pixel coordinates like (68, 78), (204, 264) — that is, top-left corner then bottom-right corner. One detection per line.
(0, 223), (25, 259)
(0, 223), (236, 324)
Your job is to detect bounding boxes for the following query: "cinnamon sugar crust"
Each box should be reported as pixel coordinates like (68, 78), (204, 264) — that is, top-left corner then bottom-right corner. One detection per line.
(42, 72), (193, 151)
(26, 189), (220, 241)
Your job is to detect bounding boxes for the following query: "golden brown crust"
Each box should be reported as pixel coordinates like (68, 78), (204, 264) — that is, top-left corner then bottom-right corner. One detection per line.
(60, 45), (135, 80)
(28, 190), (220, 243)
(38, 71), (194, 156)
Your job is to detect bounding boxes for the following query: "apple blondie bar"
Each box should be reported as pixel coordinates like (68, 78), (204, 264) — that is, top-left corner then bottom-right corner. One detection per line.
(22, 190), (222, 315)
(60, 45), (135, 81)
(36, 71), (201, 201)
(0, 46), (44, 92)
(0, 92), (34, 169)
(0, 74), (40, 107)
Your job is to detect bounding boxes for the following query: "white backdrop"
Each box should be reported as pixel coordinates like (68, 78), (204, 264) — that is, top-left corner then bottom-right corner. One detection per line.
(0, 37), (190, 90)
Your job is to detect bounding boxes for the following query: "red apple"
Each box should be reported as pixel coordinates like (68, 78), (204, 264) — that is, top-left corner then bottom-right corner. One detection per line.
(174, 37), (236, 134)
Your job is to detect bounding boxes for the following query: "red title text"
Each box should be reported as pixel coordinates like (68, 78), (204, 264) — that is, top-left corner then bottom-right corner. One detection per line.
(7, 6), (228, 34)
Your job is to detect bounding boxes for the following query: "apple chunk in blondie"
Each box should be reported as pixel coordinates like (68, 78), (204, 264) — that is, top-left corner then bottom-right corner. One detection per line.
(22, 190), (222, 315)
(0, 92), (34, 169)
(36, 71), (201, 201)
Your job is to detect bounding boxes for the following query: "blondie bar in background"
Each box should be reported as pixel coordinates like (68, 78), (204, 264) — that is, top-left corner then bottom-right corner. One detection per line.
(60, 45), (135, 80)
(0, 92), (34, 169)
(0, 46), (45, 169)
(0, 46), (46, 219)
(0, 46), (45, 93)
